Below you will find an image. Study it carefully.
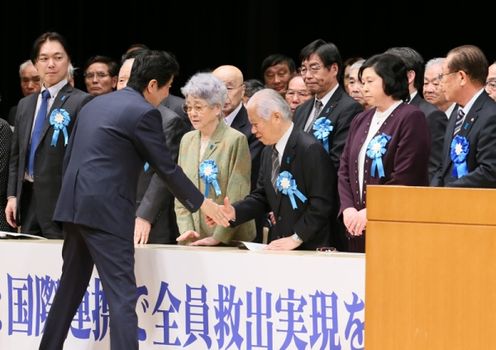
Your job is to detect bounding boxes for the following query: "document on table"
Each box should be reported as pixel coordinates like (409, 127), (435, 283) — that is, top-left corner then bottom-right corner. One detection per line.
(239, 241), (267, 251)
(0, 231), (48, 239)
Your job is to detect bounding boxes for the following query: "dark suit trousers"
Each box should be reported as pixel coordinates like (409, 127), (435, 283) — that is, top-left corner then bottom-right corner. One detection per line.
(21, 181), (63, 239)
(39, 223), (138, 350)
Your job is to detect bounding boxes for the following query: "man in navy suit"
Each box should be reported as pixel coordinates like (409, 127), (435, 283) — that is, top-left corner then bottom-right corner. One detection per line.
(221, 89), (336, 250)
(39, 51), (229, 350)
(431, 45), (496, 188)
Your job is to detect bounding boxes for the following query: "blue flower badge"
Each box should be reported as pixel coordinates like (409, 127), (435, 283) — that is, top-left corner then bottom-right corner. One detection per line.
(199, 160), (222, 197)
(366, 133), (392, 178)
(312, 117), (333, 152)
(276, 171), (307, 210)
(49, 108), (71, 146)
(450, 135), (469, 178)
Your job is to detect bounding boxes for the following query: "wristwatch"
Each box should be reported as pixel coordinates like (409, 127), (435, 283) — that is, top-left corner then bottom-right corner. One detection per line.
(291, 233), (303, 242)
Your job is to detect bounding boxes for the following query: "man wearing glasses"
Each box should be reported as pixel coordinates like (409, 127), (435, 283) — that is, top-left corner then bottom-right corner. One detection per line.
(293, 39), (363, 251)
(83, 55), (118, 96)
(485, 61), (496, 101)
(431, 45), (496, 188)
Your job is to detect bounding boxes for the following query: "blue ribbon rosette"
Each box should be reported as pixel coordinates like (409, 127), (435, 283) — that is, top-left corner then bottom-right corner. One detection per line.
(366, 133), (392, 178)
(49, 108), (71, 146)
(312, 117), (333, 152)
(276, 171), (307, 210)
(450, 135), (469, 178)
(199, 160), (222, 197)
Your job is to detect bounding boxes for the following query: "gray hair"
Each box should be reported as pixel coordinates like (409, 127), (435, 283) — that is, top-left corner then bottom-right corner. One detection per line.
(181, 72), (227, 108)
(350, 59), (365, 71)
(19, 59), (34, 76)
(425, 57), (445, 69)
(248, 88), (292, 121)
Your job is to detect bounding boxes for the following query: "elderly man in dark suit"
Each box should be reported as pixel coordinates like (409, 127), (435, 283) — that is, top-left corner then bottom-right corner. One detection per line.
(431, 45), (496, 188)
(38, 51), (229, 350)
(220, 88), (335, 250)
(5, 32), (90, 238)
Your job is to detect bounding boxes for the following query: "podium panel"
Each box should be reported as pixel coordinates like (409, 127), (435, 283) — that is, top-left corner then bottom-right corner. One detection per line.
(366, 185), (496, 350)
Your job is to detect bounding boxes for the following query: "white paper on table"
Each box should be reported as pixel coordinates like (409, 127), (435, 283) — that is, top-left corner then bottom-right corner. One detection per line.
(239, 241), (267, 251)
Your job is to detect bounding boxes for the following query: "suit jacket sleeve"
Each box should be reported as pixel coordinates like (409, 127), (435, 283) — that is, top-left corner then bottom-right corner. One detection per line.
(330, 102), (362, 170)
(0, 121), (12, 199)
(385, 109), (431, 185)
(174, 134), (196, 234)
(426, 109), (448, 180)
(7, 107), (20, 197)
(292, 142), (336, 242)
(136, 113), (190, 222)
(337, 117), (358, 214)
(212, 134), (252, 243)
(233, 147), (271, 223)
(135, 109), (204, 213)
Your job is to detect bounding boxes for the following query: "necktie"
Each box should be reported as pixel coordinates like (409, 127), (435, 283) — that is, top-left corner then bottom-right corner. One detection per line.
(305, 99), (323, 132)
(453, 108), (465, 136)
(270, 146), (280, 190)
(27, 89), (51, 177)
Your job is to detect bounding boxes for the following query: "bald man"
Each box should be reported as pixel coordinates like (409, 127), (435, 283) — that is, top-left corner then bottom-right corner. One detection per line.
(213, 65), (265, 241)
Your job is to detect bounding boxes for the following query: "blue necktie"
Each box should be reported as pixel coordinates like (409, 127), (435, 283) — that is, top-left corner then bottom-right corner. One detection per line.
(27, 89), (51, 177)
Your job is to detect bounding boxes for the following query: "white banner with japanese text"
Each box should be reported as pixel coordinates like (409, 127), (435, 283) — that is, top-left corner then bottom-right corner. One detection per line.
(0, 240), (365, 349)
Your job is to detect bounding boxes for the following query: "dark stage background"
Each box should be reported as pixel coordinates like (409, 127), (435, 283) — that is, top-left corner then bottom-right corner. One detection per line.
(1, 1), (494, 118)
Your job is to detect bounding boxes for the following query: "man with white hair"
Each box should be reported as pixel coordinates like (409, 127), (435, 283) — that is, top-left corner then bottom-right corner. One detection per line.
(220, 89), (336, 250)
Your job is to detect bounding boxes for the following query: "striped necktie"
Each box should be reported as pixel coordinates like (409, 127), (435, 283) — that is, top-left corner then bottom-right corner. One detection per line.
(305, 99), (323, 132)
(270, 146), (280, 190)
(453, 108), (465, 136)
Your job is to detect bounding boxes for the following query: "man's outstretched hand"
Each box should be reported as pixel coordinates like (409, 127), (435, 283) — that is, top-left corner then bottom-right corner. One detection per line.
(205, 197), (236, 227)
(201, 198), (230, 227)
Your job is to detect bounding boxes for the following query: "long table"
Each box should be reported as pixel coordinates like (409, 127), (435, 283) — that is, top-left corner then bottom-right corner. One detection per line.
(0, 240), (364, 349)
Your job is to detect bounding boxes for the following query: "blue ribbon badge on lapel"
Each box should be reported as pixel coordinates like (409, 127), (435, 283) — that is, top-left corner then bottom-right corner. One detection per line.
(276, 171), (307, 210)
(366, 133), (392, 178)
(49, 108), (71, 146)
(312, 117), (333, 152)
(450, 135), (469, 178)
(199, 160), (222, 197)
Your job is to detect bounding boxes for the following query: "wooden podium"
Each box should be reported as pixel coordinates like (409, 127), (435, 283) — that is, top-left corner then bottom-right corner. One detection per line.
(365, 185), (496, 350)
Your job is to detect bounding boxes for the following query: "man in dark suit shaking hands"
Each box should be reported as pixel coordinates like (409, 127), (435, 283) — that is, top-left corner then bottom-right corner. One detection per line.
(220, 89), (336, 250)
(39, 51), (229, 350)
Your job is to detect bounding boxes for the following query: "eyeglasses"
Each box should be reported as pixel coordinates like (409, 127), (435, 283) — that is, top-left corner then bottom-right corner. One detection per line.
(299, 64), (323, 75)
(183, 103), (210, 114)
(486, 79), (496, 90)
(84, 72), (110, 79)
(286, 90), (311, 98)
(437, 71), (457, 81)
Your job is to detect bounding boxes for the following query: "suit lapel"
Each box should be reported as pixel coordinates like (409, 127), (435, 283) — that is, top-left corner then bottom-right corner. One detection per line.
(41, 83), (72, 142)
(319, 86), (342, 123)
(201, 121), (226, 161)
(274, 128), (298, 214)
(442, 94), (487, 175)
